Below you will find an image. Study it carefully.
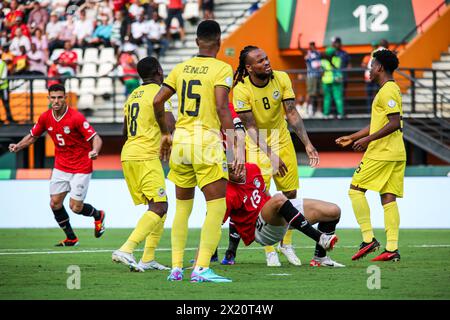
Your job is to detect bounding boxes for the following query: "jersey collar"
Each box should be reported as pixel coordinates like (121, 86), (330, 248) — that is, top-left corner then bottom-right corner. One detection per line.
(52, 106), (69, 122)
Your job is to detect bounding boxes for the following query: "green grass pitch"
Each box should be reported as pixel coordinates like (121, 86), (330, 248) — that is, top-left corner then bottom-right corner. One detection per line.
(1, 228), (449, 300)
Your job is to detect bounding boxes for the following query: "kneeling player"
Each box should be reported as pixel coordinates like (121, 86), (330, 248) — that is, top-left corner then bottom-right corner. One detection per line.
(223, 162), (343, 267)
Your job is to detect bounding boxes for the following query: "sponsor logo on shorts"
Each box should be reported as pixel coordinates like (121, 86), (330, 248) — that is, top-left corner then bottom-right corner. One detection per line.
(254, 178), (261, 188)
(273, 90), (280, 99)
(158, 187), (166, 197)
(63, 126), (71, 134)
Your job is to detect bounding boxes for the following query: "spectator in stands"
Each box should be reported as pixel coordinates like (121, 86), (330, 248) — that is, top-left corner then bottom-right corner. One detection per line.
(200, 0), (214, 20)
(1, 45), (14, 73)
(0, 31), (8, 49)
(147, 11), (169, 58)
(89, 14), (113, 47)
(10, 28), (31, 56)
(31, 28), (49, 59)
(78, 0), (100, 23)
(97, 0), (114, 22)
(183, 0), (200, 26)
(112, 0), (128, 13)
(73, 9), (95, 48)
(321, 46), (344, 119)
(12, 45), (28, 75)
(51, 0), (71, 18)
(10, 15), (31, 41)
(110, 9), (131, 54)
(27, 1), (49, 34)
(361, 41), (379, 113)
(59, 14), (76, 47)
(332, 36), (351, 91)
(55, 40), (78, 77)
(27, 42), (47, 75)
(166, 0), (185, 44)
(128, 0), (145, 19)
(118, 41), (140, 96)
(300, 40), (323, 117)
(4, 0), (25, 32)
(0, 52), (16, 123)
(130, 13), (148, 46)
(46, 11), (64, 54)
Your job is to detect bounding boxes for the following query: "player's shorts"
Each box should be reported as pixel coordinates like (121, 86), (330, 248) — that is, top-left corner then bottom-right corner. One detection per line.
(351, 156), (406, 197)
(49, 168), (91, 201)
(247, 139), (299, 192)
(307, 77), (322, 96)
(168, 142), (228, 190)
(122, 159), (167, 205)
(254, 212), (288, 246)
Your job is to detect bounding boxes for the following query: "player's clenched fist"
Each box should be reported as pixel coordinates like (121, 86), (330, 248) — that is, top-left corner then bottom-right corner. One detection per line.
(335, 136), (353, 147)
(8, 144), (19, 153)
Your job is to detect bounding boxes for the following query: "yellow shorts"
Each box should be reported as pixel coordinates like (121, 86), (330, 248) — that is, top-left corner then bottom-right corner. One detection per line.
(122, 159), (167, 205)
(246, 140), (299, 192)
(351, 157), (406, 197)
(168, 142), (228, 190)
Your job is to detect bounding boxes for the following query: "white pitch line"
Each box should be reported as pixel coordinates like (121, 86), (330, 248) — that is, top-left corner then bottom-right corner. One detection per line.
(0, 244), (449, 256)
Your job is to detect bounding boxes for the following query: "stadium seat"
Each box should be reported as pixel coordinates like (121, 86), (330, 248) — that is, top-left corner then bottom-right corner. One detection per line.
(99, 48), (116, 64)
(77, 93), (95, 110)
(81, 63), (98, 77)
(66, 78), (80, 95)
(73, 48), (84, 63)
(50, 49), (64, 62)
(83, 48), (99, 63)
(96, 78), (113, 95)
(80, 79), (96, 94)
(98, 62), (114, 76)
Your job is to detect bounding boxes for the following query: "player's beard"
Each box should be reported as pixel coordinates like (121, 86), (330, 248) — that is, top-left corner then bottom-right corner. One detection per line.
(254, 70), (272, 81)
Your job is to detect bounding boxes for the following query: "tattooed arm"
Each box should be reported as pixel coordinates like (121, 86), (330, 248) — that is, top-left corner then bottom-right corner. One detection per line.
(283, 98), (320, 167)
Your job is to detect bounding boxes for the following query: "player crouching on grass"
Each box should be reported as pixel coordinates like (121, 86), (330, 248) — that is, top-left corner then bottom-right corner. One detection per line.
(223, 162), (344, 267)
(9, 84), (105, 246)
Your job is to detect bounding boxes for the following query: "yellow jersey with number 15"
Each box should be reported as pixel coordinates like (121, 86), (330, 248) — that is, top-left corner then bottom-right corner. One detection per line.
(163, 56), (233, 146)
(366, 80), (406, 161)
(121, 83), (172, 161)
(233, 70), (296, 147)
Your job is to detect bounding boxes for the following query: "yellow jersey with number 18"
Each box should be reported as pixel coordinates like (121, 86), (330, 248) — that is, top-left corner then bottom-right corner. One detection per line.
(233, 70), (296, 147)
(163, 56), (233, 146)
(366, 80), (406, 161)
(121, 83), (172, 161)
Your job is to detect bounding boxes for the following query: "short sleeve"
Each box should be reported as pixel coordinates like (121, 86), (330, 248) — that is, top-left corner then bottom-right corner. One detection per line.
(233, 84), (252, 113)
(214, 63), (233, 90)
(75, 112), (97, 141)
(279, 71), (296, 101)
(163, 65), (178, 92)
(30, 112), (47, 137)
(379, 87), (401, 115)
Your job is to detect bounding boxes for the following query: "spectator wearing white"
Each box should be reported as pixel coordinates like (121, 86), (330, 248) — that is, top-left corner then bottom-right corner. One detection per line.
(27, 42), (47, 75)
(27, 1), (49, 34)
(46, 12), (64, 53)
(32, 28), (49, 59)
(50, 0), (70, 18)
(130, 14), (148, 46)
(147, 11), (169, 58)
(128, 0), (145, 20)
(79, 0), (100, 23)
(73, 9), (95, 48)
(97, 0), (114, 23)
(10, 28), (31, 56)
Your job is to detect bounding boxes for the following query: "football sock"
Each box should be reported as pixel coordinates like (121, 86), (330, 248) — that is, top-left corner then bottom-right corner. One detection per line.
(282, 229), (293, 246)
(77, 203), (101, 220)
(142, 214), (166, 263)
(383, 201), (400, 251)
(227, 223), (241, 257)
(315, 218), (340, 258)
(264, 245), (276, 254)
(172, 198), (194, 268)
(119, 210), (162, 254)
(279, 200), (322, 242)
(349, 189), (374, 243)
(196, 197), (226, 268)
(52, 206), (76, 240)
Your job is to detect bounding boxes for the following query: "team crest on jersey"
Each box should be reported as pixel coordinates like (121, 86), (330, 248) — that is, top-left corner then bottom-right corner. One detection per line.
(253, 178), (261, 188)
(63, 126), (70, 134)
(225, 76), (233, 87)
(158, 187), (166, 197)
(273, 90), (280, 100)
(236, 100), (245, 109)
(83, 121), (90, 129)
(388, 99), (396, 108)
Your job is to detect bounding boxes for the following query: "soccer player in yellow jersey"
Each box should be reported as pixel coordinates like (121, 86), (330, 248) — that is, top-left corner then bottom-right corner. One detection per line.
(112, 57), (175, 272)
(232, 45), (328, 267)
(153, 20), (244, 283)
(336, 49), (405, 262)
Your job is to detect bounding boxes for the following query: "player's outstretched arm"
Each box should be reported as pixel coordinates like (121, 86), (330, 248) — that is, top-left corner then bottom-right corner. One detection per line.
(88, 134), (103, 160)
(8, 134), (38, 153)
(283, 98), (319, 167)
(336, 125), (370, 148)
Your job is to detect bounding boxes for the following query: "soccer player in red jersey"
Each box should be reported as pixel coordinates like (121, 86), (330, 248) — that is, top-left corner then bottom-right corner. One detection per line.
(9, 84), (105, 246)
(224, 162), (345, 267)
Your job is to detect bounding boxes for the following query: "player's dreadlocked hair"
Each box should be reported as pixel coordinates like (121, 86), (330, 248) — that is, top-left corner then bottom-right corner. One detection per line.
(233, 45), (259, 87)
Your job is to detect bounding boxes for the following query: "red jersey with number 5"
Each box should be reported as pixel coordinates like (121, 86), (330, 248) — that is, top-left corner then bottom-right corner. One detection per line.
(225, 163), (270, 245)
(30, 107), (97, 174)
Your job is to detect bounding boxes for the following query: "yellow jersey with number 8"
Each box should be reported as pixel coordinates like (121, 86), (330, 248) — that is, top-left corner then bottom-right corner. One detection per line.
(121, 83), (172, 161)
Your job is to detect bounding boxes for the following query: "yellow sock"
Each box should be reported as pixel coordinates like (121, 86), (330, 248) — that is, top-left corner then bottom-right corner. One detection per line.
(142, 214), (167, 263)
(349, 189), (374, 243)
(264, 246), (276, 253)
(171, 198), (193, 268)
(197, 197), (226, 268)
(119, 210), (162, 254)
(282, 229), (293, 246)
(383, 201), (400, 251)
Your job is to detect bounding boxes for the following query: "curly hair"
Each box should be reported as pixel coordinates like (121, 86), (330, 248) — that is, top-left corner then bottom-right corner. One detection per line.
(373, 49), (399, 74)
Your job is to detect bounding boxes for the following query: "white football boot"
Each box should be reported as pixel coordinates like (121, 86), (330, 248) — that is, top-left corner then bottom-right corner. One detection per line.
(112, 250), (144, 272)
(278, 244), (301, 266)
(310, 256), (345, 268)
(137, 259), (170, 271)
(266, 251), (281, 267)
